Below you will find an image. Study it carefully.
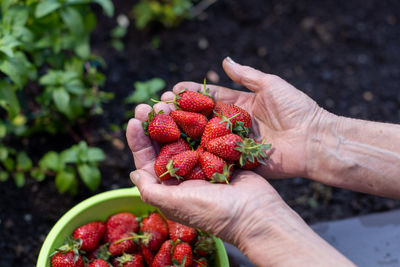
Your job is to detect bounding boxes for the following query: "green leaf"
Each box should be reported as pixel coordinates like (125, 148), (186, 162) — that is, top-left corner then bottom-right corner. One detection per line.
(52, 88), (71, 115)
(39, 151), (60, 171)
(3, 157), (15, 171)
(87, 147), (105, 162)
(14, 172), (25, 187)
(125, 78), (165, 104)
(0, 52), (35, 88)
(60, 7), (85, 36)
(35, 0), (62, 18)
(55, 170), (76, 193)
(0, 171), (9, 182)
(75, 37), (90, 59)
(0, 35), (21, 57)
(92, 0), (114, 17)
(31, 169), (46, 182)
(0, 147), (8, 161)
(60, 147), (78, 163)
(77, 163), (100, 191)
(0, 123), (6, 138)
(16, 152), (32, 171)
(0, 80), (20, 118)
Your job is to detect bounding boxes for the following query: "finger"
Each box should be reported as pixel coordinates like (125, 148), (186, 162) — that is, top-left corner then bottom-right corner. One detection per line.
(153, 102), (172, 115)
(161, 91), (176, 111)
(126, 119), (157, 169)
(134, 104), (152, 122)
(222, 57), (278, 93)
(130, 170), (171, 206)
(172, 81), (248, 104)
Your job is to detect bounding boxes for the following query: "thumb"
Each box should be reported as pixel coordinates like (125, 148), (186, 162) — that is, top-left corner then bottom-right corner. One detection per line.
(222, 57), (277, 93)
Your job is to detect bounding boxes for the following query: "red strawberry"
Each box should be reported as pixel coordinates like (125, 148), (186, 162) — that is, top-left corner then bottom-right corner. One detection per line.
(151, 240), (173, 267)
(109, 232), (137, 256)
(184, 164), (206, 180)
(141, 243), (155, 266)
(89, 259), (110, 267)
(205, 133), (242, 162)
(193, 236), (215, 257)
(112, 253), (144, 267)
(141, 230), (165, 252)
(170, 110), (208, 139)
(196, 146), (205, 156)
(141, 212), (169, 239)
(199, 152), (233, 183)
(154, 139), (190, 180)
(167, 220), (197, 243)
(172, 242), (193, 267)
(200, 114), (239, 147)
(51, 251), (84, 267)
(72, 221), (105, 252)
(144, 110), (181, 143)
(175, 90), (214, 117)
(214, 102), (252, 130)
(160, 150), (199, 180)
(240, 157), (264, 170)
(192, 257), (209, 267)
(105, 213), (139, 243)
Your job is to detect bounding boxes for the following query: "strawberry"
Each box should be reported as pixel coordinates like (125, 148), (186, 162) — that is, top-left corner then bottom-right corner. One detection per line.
(87, 243), (110, 261)
(154, 139), (190, 180)
(195, 146), (205, 156)
(51, 251), (84, 267)
(191, 257), (209, 267)
(109, 232), (137, 256)
(175, 90), (214, 117)
(160, 150), (199, 180)
(140, 243), (155, 266)
(141, 212), (169, 239)
(151, 240), (173, 267)
(89, 259), (110, 267)
(184, 164), (206, 180)
(193, 236), (215, 257)
(213, 102), (252, 135)
(172, 242), (193, 267)
(72, 221), (105, 252)
(105, 213), (139, 243)
(167, 220), (197, 243)
(112, 253), (144, 267)
(170, 110), (208, 139)
(143, 110), (181, 143)
(200, 113), (239, 147)
(206, 134), (271, 166)
(199, 152), (233, 183)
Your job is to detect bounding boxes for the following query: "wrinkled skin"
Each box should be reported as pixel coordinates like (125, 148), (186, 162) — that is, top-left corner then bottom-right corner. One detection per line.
(126, 58), (352, 266)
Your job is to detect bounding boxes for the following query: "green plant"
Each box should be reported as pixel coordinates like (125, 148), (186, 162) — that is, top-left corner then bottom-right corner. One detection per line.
(111, 14), (130, 51)
(132, 0), (194, 29)
(125, 78), (166, 105)
(0, 0), (113, 192)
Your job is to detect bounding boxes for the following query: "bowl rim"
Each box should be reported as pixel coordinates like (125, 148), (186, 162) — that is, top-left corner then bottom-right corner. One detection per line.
(37, 187), (229, 266)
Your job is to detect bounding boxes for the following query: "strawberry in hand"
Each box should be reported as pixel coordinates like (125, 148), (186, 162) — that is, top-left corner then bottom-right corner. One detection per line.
(160, 150), (199, 180)
(143, 110), (181, 143)
(199, 152), (233, 183)
(170, 110), (208, 139)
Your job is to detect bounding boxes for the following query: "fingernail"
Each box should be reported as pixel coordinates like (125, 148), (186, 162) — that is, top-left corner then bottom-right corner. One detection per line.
(130, 171), (139, 185)
(225, 56), (236, 64)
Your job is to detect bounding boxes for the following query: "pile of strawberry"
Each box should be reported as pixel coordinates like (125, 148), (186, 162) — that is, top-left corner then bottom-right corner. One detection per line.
(144, 87), (271, 183)
(51, 211), (216, 267)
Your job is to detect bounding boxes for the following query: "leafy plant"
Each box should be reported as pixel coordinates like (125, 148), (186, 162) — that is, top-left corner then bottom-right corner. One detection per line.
(132, 0), (194, 29)
(0, 0), (114, 192)
(111, 14), (130, 51)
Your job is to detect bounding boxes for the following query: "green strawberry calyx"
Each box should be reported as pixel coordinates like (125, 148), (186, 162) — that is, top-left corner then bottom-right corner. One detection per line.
(235, 138), (272, 166)
(49, 236), (82, 263)
(160, 159), (183, 181)
(210, 164), (233, 184)
(214, 111), (240, 132)
(142, 109), (164, 135)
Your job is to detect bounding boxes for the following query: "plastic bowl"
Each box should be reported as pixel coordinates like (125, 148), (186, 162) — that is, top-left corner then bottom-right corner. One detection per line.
(37, 187), (229, 267)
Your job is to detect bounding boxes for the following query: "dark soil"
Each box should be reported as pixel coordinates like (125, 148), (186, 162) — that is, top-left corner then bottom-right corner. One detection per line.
(1, 0), (400, 265)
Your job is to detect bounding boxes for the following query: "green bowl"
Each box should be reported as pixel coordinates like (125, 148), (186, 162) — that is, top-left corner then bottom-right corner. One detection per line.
(37, 187), (229, 267)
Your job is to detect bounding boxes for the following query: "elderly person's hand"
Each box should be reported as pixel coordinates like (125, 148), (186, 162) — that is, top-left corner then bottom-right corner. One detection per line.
(126, 58), (354, 266)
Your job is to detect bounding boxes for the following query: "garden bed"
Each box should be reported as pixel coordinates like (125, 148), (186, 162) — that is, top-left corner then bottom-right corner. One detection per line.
(1, 0), (400, 265)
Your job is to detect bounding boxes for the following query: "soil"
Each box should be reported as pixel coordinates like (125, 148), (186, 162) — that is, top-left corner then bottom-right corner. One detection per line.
(1, 0), (400, 265)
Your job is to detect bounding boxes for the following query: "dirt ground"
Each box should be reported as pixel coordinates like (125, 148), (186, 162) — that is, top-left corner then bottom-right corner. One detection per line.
(1, 0), (399, 265)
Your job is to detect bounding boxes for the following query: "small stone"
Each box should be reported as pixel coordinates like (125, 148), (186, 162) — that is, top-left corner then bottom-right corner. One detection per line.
(198, 37), (209, 50)
(117, 14), (130, 27)
(386, 15), (396, 25)
(5, 219), (13, 229)
(112, 138), (125, 151)
(15, 244), (24, 257)
(24, 214), (32, 222)
(357, 54), (368, 64)
(257, 47), (267, 57)
(363, 91), (374, 102)
(350, 105), (361, 116)
(206, 70), (220, 83)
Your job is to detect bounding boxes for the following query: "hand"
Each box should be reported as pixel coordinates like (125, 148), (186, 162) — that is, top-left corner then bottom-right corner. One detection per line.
(165, 57), (332, 179)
